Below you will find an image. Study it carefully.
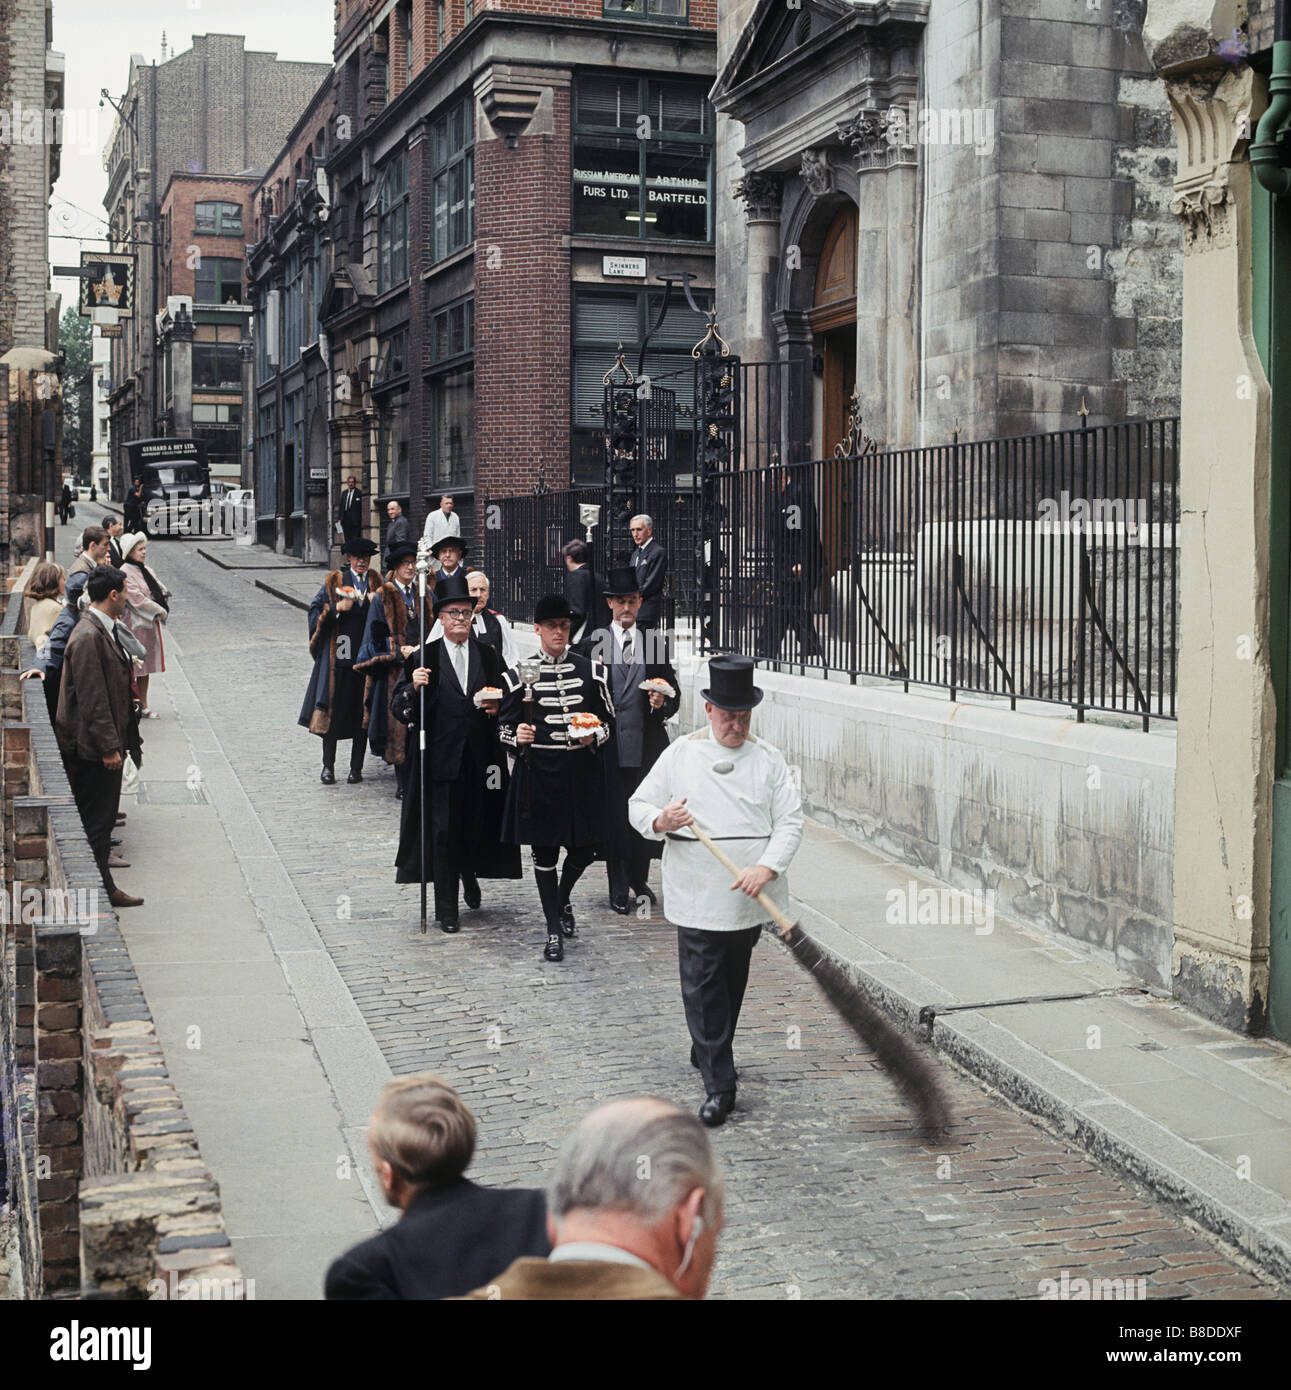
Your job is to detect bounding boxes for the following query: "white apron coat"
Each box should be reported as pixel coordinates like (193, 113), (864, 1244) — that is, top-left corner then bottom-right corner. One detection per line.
(629, 726), (804, 932)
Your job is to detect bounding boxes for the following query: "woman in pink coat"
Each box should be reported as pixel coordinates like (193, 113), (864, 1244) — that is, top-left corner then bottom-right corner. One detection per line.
(120, 532), (170, 717)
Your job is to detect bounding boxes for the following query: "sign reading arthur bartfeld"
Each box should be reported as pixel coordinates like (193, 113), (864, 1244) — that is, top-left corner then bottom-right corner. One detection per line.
(78, 253), (136, 319)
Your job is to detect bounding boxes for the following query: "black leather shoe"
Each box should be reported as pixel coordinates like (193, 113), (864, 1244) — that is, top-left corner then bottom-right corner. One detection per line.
(559, 904), (576, 938)
(462, 875), (481, 910)
(610, 894), (632, 916)
(699, 1092), (735, 1127)
(544, 933), (564, 962)
(633, 884), (657, 906)
(690, 1044), (699, 1069)
(439, 919), (460, 935)
(320, 768), (336, 785)
(347, 770), (363, 784)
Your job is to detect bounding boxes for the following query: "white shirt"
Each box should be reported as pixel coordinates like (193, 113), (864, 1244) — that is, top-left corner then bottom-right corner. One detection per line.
(422, 508), (462, 544)
(548, 1243), (653, 1271)
(629, 726), (804, 932)
(88, 605), (117, 637)
(429, 610), (518, 666)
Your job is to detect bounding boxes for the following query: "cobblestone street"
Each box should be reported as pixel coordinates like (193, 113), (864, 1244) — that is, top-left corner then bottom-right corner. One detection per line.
(131, 541), (1282, 1301)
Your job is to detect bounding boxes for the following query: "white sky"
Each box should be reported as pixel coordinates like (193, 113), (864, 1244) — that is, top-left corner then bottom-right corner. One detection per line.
(48, 0), (333, 307)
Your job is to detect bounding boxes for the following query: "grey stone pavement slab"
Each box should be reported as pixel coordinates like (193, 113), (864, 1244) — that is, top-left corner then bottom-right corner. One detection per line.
(789, 819), (1291, 1283)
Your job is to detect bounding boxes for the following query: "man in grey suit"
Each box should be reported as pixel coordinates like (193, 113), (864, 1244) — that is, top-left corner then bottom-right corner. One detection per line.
(591, 567), (680, 913)
(385, 499), (412, 551)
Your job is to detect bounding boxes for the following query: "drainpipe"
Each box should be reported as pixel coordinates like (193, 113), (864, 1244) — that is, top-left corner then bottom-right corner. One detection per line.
(1253, 1), (1291, 195)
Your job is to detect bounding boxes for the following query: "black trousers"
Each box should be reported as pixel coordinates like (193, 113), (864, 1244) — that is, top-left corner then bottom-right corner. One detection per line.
(425, 776), (477, 923)
(607, 763), (651, 898)
(67, 756), (123, 894)
(759, 577), (824, 662)
(677, 925), (761, 1097)
(395, 758), (411, 797)
(322, 732), (365, 776)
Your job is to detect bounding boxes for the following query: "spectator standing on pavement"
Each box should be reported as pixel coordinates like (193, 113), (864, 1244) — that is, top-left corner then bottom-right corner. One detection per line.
(457, 1097), (722, 1301)
(69, 525), (111, 578)
(325, 1075), (549, 1300)
(122, 477), (146, 535)
(120, 533), (170, 718)
(58, 481), (74, 526)
(54, 566), (144, 909)
(629, 514), (667, 635)
(103, 515), (124, 567)
(562, 539), (608, 653)
(384, 499), (412, 551)
(25, 563), (65, 653)
(422, 493), (461, 548)
(338, 475), (363, 546)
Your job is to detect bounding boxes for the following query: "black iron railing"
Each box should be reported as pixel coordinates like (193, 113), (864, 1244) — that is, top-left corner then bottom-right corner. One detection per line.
(708, 411), (1180, 728)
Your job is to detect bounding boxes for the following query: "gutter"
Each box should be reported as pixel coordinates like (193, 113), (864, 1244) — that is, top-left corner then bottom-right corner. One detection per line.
(1253, 2), (1291, 195)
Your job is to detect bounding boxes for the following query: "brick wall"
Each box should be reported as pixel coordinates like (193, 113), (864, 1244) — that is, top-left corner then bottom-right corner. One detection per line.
(161, 176), (258, 302)
(0, 601), (244, 1299)
(474, 85), (574, 497)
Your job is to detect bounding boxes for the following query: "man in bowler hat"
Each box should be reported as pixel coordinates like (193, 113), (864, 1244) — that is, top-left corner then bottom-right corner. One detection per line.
(629, 656), (803, 1126)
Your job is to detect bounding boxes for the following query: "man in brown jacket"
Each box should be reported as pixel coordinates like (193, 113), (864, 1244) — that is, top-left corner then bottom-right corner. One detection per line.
(458, 1097), (724, 1300)
(55, 566), (143, 908)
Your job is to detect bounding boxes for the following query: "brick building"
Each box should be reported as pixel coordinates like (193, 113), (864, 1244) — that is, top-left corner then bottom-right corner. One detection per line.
(102, 35), (330, 496)
(156, 174), (258, 483)
(0, 0), (64, 571)
(249, 0), (717, 561)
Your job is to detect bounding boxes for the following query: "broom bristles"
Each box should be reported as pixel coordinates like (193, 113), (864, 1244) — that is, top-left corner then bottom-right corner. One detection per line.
(783, 925), (951, 1138)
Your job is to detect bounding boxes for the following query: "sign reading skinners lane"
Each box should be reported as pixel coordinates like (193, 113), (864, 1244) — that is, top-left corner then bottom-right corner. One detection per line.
(78, 252), (136, 318)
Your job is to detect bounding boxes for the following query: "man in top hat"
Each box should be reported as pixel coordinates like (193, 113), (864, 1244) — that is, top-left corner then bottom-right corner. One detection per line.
(357, 540), (433, 799)
(497, 593), (620, 962)
(390, 573), (521, 931)
(628, 656), (804, 1127)
(433, 534), (469, 584)
(300, 537), (382, 785)
(588, 567), (681, 914)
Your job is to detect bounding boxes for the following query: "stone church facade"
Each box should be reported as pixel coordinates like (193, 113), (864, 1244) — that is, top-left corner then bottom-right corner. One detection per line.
(713, 0), (1183, 457)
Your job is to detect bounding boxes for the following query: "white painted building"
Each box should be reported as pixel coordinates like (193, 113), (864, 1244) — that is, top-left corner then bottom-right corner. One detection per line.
(91, 335), (112, 497)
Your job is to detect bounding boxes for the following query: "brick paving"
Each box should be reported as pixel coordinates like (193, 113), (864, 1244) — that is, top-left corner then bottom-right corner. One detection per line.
(159, 544), (1284, 1300)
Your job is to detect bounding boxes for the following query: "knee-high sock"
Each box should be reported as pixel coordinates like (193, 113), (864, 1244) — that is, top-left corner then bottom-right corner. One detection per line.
(532, 847), (561, 930)
(558, 844), (596, 906)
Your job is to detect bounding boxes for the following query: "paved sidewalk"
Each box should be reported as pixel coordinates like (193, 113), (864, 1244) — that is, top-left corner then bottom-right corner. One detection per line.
(790, 822), (1291, 1283)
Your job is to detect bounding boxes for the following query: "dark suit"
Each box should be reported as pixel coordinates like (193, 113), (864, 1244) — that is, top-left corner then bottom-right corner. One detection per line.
(325, 1178), (550, 1301)
(108, 538), (124, 568)
(385, 513), (412, 550)
(760, 474), (826, 662)
(55, 611), (133, 893)
(630, 541), (667, 629)
(588, 624), (679, 898)
(565, 565), (609, 651)
(391, 636), (521, 921)
(339, 487), (363, 544)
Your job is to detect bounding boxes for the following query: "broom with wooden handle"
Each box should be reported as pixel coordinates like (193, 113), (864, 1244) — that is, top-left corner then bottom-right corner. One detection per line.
(685, 813), (952, 1138)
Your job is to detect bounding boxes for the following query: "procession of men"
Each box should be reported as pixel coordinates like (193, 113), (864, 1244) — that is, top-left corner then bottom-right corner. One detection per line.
(297, 517), (803, 1126)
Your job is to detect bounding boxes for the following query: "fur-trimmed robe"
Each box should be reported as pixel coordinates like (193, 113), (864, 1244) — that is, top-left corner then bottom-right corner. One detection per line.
(355, 575), (435, 765)
(299, 568), (383, 738)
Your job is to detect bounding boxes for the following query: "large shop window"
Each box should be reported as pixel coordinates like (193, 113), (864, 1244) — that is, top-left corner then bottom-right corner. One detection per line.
(570, 285), (710, 482)
(192, 342), (242, 390)
(603, 0), (687, 19)
(431, 99), (474, 263)
(378, 151), (409, 293)
(256, 405), (276, 515)
(573, 75), (712, 241)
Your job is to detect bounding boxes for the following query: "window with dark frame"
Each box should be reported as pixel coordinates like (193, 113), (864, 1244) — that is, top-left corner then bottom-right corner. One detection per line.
(603, 0), (688, 20)
(194, 201), (243, 235)
(194, 257), (244, 305)
(378, 151), (409, 293)
(427, 295), (474, 487)
(430, 98), (474, 264)
(572, 75), (712, 241)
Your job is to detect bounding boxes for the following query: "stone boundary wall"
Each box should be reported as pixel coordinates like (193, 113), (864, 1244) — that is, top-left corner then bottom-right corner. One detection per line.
(673, 652), (1176, 992)
(1, 580), (243, 1299)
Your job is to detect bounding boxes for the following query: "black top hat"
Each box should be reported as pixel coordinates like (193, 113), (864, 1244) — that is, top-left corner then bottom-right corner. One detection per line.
(385, 541), (418, 568)
(340, 536), (379, 557)
(431, 535), (468, 558)
(701, 654), (763, 711)
(602, 566), (641, 598)
(432, 572), (474, 614)
(534, 593), (575, 623)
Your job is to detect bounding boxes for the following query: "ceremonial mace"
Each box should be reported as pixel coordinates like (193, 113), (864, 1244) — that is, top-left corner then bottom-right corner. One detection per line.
(686, 788), (951, 1138)
(514, 658), (542, 818)
(415, 538), (433, 934)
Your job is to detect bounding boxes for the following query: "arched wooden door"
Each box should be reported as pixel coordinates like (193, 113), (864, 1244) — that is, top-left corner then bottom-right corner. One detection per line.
(809, 204), (858, 577)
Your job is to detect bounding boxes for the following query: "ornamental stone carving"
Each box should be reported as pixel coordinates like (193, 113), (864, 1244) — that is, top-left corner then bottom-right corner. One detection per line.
(732, 170), (782, 221)
(799, 148), (835, 197)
